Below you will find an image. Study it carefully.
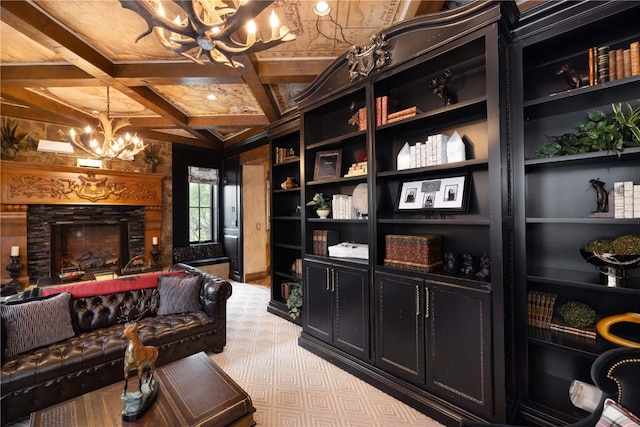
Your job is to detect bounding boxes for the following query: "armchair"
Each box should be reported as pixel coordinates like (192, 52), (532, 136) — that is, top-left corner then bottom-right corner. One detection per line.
(461, 347), (640, 427)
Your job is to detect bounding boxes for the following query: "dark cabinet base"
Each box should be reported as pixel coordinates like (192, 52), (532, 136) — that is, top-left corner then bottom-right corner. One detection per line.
(298, 332), (489, 427)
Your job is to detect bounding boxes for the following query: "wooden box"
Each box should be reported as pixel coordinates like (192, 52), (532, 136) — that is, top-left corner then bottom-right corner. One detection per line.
(384, 234), (442, 272)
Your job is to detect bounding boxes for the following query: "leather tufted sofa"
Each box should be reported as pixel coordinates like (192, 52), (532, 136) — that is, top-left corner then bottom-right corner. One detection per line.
(0, 263), (232, 425)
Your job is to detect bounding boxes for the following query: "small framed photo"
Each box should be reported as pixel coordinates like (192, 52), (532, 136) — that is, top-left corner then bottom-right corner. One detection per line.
(313, 150), (342, 181)
(397, 174), (470, 213)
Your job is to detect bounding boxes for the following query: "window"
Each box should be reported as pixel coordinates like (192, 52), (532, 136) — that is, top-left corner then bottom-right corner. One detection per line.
(188, 166), (219, 243)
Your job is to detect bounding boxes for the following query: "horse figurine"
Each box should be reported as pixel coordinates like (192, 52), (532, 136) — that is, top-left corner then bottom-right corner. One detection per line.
(122, 322), (158, 395)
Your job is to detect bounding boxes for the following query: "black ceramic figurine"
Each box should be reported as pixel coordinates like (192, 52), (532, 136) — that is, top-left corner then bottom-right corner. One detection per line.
(556, 63), (590, 88)
(429, 68), (455, 106)
(589, 178), (609, 213)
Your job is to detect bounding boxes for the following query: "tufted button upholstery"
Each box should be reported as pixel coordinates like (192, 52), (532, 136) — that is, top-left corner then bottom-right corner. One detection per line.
(1, 264), (232, 426)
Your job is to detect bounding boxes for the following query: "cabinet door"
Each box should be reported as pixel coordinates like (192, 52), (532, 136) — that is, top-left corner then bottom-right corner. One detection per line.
(375, 271), (425, 384)
(334, 264), (370, 360)
(304, 260), (333, 342)
(425, 281), (493, 417)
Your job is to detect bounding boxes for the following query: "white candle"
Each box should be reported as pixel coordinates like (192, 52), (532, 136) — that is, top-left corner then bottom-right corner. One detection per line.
(152, 237), (158, 245)
(10, 246), (19, 257)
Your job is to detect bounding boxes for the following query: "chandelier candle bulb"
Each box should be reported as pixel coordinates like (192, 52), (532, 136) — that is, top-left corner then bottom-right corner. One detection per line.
(153, 237), (158, 246)
(270, 11), (280, 39)
(10, 246), (19, 257)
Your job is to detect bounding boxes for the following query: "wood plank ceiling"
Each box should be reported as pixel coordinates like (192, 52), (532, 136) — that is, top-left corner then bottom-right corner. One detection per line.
(1, 1), (538, 149)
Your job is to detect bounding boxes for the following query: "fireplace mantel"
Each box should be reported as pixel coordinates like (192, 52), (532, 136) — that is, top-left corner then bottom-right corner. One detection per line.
(1, 160), (165, 286)
(1, 161), (163, 206)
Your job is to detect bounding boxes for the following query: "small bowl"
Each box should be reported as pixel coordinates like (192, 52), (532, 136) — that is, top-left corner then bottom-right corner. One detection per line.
(59, 271), (85, 282)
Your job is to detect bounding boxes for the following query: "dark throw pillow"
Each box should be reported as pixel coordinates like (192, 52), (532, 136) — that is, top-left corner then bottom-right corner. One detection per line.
(157, 274), (202, 315)
(1, 292), (76, 358)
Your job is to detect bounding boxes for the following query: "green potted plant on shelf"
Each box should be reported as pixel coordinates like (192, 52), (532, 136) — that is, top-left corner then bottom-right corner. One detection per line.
(535, 101), (640, 158)
(306, 192), (331, 218)
(1, 119), (28, 160)
(285, 280), (303, 320)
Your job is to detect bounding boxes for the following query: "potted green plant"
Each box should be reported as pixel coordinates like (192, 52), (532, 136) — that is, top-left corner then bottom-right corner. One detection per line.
(306, 192), (331, 218)
(1, 119), (28, 160)
(535, 101), (640, 158)
(285, 280), (303, 320)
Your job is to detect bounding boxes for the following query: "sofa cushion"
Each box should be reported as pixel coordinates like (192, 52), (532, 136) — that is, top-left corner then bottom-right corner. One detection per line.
(1, 293), (76, 358)
(596, 398), (640, 427)
(157, 274), (202, 315)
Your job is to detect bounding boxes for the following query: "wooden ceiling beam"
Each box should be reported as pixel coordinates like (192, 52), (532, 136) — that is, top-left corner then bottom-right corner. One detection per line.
(189, 115), (270, 128)
(238, 56), (280, 123)
(258, 59), (334, 84)
(113, 63), (243, 84)
(1, 87), (90, 125)
(0, 65), (98, 87)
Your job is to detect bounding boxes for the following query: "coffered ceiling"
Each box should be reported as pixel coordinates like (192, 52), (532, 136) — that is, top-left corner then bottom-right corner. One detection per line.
(0, 1), (535, 149)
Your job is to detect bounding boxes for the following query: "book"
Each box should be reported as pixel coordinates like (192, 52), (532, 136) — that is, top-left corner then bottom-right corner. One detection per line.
(387, 106), (418, 120)
(624, 181), (634, 219)
(358, 107), (367, 131)
(526, 291), (556, 328)
(616, 49), (625, 80)
(375, 96), (382, 126)
(609, 50), (617, 81)
(634, 185), (640, 219)
(549, 321), (596, 340)
(614, 182), (625, 218)
(631, 41), (640, 76)
(623, 49), (632, 78)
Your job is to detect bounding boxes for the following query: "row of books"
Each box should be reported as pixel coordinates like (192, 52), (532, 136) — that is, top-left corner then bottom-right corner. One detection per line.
(374, 96), (398, 126)
(290, 258), (302, 277)
(527, 292), (596, 340)
(331, 194), (358, 219)
(588, 41), (640, 85)
(312, 230), (339, 257)
(527, 291), (557, 329)
(274, 147), (296, 164)
(613, 181), (640, 219)
(397, 134), (450, 170)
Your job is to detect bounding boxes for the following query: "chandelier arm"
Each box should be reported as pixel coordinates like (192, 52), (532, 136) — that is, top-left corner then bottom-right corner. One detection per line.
(216, 0), (273, 38)
(152, 28), (200, 53)
(119, 0), (199, 41)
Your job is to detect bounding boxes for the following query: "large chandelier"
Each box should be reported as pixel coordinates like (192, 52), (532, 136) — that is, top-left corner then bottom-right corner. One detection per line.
(119, 0), (296, 68)
(64, 87), (146, 161)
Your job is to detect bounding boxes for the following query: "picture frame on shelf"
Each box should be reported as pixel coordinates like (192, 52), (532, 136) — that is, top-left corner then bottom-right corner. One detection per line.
(397, 174), (470, 213)
(313, 150), (342, 181)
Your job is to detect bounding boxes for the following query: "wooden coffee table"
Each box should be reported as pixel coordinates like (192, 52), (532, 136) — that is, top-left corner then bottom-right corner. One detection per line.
(30, 352), (255, 427)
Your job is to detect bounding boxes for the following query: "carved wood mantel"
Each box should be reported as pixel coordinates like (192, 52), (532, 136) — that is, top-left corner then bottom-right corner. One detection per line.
(1, 161), (162, 206)
(1, 161), (164, 286)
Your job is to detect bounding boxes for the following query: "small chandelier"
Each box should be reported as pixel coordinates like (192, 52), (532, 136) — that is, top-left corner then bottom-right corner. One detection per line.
(119, 0), (296, 68)
(64, 87), (146, 161)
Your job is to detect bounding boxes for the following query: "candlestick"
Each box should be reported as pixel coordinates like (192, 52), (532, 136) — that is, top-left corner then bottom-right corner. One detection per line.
(5, 255), (24, 293)
(150, 244), (160, 268)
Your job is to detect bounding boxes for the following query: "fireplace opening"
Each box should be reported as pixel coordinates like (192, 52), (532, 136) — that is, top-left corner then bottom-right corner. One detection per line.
(50, 222), (130, 275)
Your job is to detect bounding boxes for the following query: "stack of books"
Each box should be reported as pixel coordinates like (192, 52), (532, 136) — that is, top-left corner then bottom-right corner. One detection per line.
(613, 181), (640, 218)
(344, 161), (367, 177)
(387, 106), (420, 124)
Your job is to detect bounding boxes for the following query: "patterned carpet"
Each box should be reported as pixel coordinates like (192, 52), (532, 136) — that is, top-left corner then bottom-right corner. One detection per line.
(210, 281), (444, 427)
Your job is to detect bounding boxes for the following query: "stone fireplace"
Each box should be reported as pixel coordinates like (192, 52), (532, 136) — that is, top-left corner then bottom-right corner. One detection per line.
(27, 205), (146, 279)
(1, 161), (163, 286)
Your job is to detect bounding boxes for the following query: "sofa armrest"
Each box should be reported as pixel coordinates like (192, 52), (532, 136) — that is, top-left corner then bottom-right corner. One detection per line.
(170, 263), (232, 319)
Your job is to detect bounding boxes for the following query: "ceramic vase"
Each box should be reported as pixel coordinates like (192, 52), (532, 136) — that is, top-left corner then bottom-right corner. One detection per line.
(316, 208), (330, 219)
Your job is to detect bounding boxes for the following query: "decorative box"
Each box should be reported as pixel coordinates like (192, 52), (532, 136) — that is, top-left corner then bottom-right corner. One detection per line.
(384, 234), (442, 272)
(328, 242), (369, 260)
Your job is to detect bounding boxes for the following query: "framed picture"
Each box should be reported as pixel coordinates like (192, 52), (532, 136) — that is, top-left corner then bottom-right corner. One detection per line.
(397, 174), (470, 213)
(313, 150), (342, 181)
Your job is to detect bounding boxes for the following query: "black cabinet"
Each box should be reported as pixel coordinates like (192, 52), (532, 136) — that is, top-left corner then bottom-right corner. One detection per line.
(304, 259), (370, 361)
(375, 271), (425, 384)
(512, 2), (640, 425)
(375, 271), (493, 416)
(425, 279), (492, 416)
